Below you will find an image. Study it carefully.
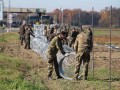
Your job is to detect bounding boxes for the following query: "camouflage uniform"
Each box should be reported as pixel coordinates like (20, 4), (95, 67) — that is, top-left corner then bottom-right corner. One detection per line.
(46, 24), (50, 41)
(74, 29), (93, 80)
(46, 35), (65, 79)
(24, 25), (35, 49)
(44, 25), (47, 36)
(49, 27), (55, 41)
(69, 28), (79, 47)
(18, 24), (26, 45)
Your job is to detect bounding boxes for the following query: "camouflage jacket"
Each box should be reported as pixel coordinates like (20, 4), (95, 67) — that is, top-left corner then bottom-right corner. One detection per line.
(19, 25), (26, 35)
(47, 36), (65, 55)
(74, 30), (93, 53)
(25, 27), (35, 39)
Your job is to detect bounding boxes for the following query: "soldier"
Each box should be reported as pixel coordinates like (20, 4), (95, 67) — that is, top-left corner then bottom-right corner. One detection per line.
(18, 24), (26, 45)
(67, 25), (71, 35)
(46, 31), (67, 80)
(24, 24), (35, 49)
(74, 27), (93, 80)
(49, 26), (58, 41)
(46, 24), (50, 42)
(69, 28), (79, 47)
(60, 29), (69, 45)
(44, 25), (47, 36)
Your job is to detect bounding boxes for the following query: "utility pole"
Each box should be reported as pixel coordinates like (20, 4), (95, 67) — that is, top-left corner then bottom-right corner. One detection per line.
(109, 5), (112, 90)
(92, 7), (94, 78)
(59, 7), (61, 26)
(70, 10), (72, 26)
(7, 0), (11, 32)
(61, 8), (63, 26)
(59, 7), (64, 27)
(9, 0), (10, 13)
(9, 0), (11, 28)
(78, 8), (81, 27)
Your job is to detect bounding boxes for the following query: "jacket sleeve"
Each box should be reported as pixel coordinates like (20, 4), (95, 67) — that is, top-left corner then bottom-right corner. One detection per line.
(56, 39), (65, 54)
(74, 36), (78, 53)
(30, 31), (35, 37)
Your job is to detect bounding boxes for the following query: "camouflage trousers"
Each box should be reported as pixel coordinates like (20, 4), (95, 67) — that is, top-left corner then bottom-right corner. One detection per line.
(69, 37), (76, 47)
(74, 49), (90, 80)
(47, 54), (60, 77)
(25, 37), (30, 49)
(20, 35), (25, 45)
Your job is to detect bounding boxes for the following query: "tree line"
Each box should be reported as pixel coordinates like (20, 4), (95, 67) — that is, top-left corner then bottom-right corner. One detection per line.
(48, 7), (120, 28)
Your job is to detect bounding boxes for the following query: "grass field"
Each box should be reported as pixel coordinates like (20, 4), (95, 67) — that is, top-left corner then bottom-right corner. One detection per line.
(0, 32), (19, 42)
(93, 28), (120, 37)
(0, 30), (120, 90)
(0, 53), (48, 90)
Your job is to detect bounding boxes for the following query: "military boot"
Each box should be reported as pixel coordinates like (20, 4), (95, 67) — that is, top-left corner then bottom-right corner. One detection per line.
(57, 75), (63, 79)
(79, 74), (87, 80)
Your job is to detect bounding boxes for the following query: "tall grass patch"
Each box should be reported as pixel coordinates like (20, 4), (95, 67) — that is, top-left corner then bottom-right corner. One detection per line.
(0, 53), (48, 90)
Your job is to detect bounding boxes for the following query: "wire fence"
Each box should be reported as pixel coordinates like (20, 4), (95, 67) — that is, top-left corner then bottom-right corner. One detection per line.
(0, 6), (120, 90)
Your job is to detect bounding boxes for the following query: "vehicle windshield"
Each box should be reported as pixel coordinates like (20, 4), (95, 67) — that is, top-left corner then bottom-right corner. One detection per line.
(41, 16), (50, 20)
(29, 16), (39, 21)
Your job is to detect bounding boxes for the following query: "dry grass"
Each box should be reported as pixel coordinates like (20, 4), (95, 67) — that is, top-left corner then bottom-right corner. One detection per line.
(0, 31), (120, 90)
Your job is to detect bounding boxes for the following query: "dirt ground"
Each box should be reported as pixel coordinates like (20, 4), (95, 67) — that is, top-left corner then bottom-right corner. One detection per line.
(0, 36), (120, 90)
(93, 37), (120, 72)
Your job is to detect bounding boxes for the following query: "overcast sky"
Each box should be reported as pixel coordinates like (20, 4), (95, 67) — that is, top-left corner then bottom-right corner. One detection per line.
(4, 0), (120, 12)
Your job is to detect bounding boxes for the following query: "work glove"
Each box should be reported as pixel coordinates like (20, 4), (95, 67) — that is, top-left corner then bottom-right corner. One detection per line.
(65, 53), (69, 57)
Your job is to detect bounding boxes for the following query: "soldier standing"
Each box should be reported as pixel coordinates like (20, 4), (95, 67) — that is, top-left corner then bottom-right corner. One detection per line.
(18, 24), (26, 45)
(46, 31), (67, 80)
(74, 28), (93, 80)
(24, 25), (35, 49)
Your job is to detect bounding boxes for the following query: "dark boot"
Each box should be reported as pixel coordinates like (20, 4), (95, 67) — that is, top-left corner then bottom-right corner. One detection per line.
(57, 75), (63, 79)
